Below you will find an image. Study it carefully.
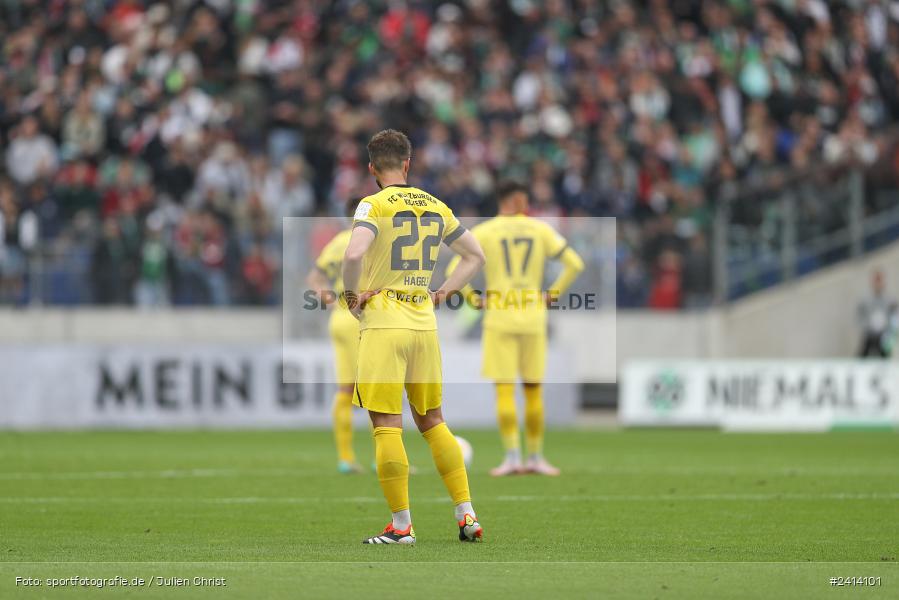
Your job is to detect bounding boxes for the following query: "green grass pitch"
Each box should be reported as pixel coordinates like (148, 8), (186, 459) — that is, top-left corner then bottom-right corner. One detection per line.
(1, 429), (897, 599)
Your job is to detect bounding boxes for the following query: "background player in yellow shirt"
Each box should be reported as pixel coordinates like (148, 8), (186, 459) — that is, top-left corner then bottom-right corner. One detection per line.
(342, 129), (487, 545)
(306, 199), (364, 474)
(448, 181), (584, 476)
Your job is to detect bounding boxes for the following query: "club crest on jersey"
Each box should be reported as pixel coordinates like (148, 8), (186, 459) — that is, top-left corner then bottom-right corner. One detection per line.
(354, 202), (373, 219)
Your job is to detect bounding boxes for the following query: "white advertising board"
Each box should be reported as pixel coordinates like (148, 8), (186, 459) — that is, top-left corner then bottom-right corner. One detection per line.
(621, 360), (899, 431)
(0, 343), (577, 430)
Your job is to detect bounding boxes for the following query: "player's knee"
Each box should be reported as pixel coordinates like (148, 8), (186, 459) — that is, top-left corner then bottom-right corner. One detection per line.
(415, 412), (444, 433)
(369, 411), (402, 428)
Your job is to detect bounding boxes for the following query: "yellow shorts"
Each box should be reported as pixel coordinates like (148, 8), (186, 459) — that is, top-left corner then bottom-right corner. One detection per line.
(329, 309), (360, 386)
(482, 328), (546, 383)
(353, 328), (442, 415)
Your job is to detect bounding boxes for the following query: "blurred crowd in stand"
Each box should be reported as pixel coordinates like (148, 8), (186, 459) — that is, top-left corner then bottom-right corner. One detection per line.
(2, 0), (899, 308)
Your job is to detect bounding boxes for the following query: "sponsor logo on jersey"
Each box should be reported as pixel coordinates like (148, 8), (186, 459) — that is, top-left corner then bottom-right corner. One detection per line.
(354, 202), (373, 219)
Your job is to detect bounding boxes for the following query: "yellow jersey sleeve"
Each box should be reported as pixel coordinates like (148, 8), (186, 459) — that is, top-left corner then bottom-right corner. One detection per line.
(541, 221), (568, 259)
(539, 221), (583, 296)
(442, 205), (464, 245)
(314, 243), (332, 275)
(352, 194), (383, 237)
(314, 229), (351, 294)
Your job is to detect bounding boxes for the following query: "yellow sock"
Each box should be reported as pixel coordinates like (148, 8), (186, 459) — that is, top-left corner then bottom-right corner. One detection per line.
(495, 383), (520, 452)
(373, 427), (409, 512)
(524, 384), (544, 457)
(332, 390), (355, 464)
(422, 422), (470, 505)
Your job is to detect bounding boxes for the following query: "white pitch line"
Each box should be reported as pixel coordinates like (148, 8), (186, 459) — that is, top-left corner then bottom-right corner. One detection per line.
(0, 468), (316, 480)
(1, 492), (897, 504)
(1, 560), (895, 565)
(495, 492), (899, 502)
(574, 466), (899, 476)
(0, 468), (238, 480)
(1, 465), (896, 481)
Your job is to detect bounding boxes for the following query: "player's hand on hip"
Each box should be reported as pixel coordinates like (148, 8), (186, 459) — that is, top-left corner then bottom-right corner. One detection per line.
(344, 289), (379, 319)
(342, 291), (361, 319)
(359, 289), (380, 306)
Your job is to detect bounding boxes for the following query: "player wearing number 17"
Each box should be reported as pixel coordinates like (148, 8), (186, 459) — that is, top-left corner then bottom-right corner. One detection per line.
(447, 181), (585, 476)
(342, 129), (486, 545)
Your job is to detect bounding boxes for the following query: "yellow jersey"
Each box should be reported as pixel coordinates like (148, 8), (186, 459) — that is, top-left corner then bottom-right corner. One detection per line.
(352, 184), (464, 331)
(315, 228), (352, 297)
(314, 228), (359, 385)
(467, 214), (569, 334)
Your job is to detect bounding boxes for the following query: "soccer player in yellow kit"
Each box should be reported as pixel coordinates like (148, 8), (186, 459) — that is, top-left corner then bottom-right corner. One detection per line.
(306, 199), (364, 474)
(342, 129), (486, 545)
(448, 181), (584, 476)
